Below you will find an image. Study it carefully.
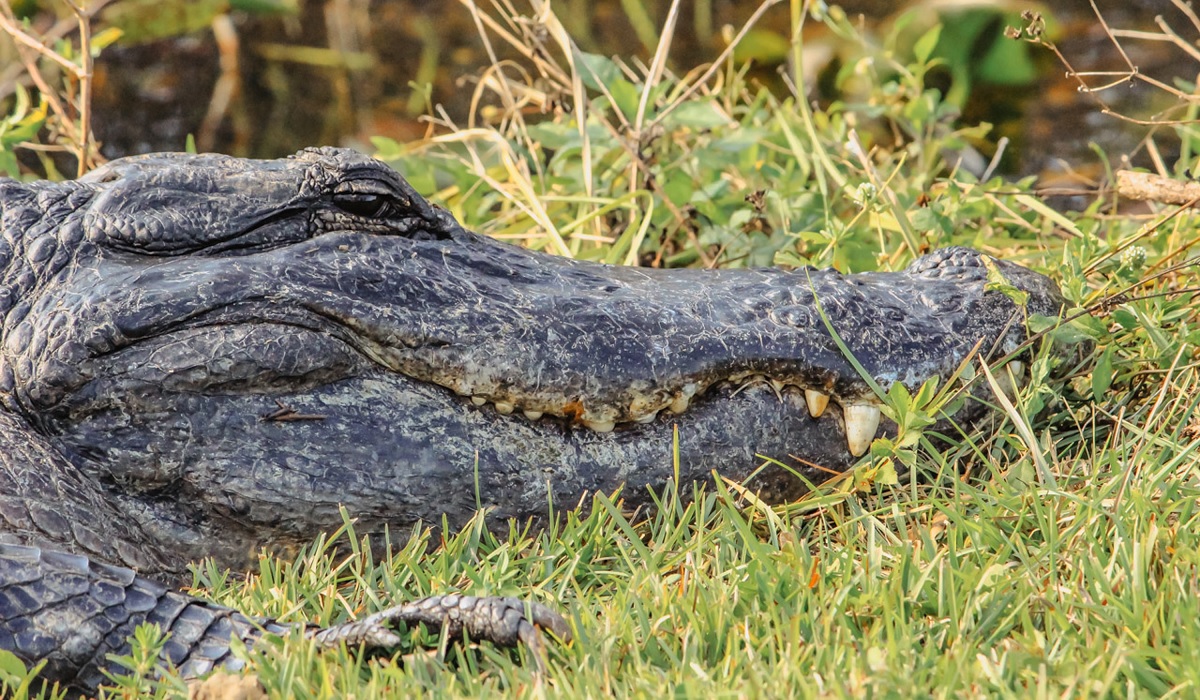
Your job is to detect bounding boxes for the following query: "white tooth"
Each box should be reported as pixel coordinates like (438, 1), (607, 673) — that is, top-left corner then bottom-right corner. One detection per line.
(471, 396), (487, 406)
(628, 395), (659, 417)
(843, 404), (882, 457)
(805, 389), (830, 418)
(523, 409), (543, 420)
(582, 419), (615, 433)
(668, 382), (699, 414)
(770, 378), (785, 392)
(634, 411), (658, 424)
(494, 401), (515, 415)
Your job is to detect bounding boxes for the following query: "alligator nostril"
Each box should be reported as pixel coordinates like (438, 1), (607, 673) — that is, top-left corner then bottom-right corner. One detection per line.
(769, 304), (814, 328)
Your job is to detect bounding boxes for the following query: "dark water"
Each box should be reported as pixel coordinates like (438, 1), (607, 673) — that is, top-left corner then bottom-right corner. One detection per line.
(85, 0), (1189, 178)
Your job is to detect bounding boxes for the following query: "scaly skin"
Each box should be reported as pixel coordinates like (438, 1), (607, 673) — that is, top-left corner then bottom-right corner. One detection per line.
(0, 543), (569, 694)
(0, 148), (1067, 693)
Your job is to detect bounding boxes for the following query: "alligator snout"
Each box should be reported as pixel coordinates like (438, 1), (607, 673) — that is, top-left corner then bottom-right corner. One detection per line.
(340, 240), (1064, 458)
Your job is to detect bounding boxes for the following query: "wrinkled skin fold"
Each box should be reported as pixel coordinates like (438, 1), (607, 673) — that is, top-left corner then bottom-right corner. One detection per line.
(0, 148), (1067, 693)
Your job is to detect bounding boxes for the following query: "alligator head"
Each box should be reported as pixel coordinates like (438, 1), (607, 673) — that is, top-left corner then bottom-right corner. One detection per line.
(0, 147), (1066, 571)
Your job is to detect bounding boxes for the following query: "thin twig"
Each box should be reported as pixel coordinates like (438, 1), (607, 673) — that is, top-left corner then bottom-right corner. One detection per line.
(1017, 6), (1200, 126)
(62, 0), (93, 175)
(0, 0), (110, 174)
(648, 0), (783, 131)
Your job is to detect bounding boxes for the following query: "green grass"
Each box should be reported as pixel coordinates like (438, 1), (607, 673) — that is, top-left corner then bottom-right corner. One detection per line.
(4, 1), (1199, 698)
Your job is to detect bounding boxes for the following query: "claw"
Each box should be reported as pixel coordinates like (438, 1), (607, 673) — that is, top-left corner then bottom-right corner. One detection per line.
(308, 595), (570, 672)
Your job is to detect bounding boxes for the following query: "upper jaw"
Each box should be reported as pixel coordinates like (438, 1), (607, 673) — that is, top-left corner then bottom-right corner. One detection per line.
(75, 231), (1062, 448)
(337, 234), (1063, 446)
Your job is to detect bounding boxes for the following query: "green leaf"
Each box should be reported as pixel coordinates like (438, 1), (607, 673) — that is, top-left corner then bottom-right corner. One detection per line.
(369, 135), (406, 160)
(976, 26), (1037, 85)
(0, 649), (28, 678)
(0, 86), (47, 152)
(913, 24), (942, 65)
(573, 50), (622, 92)
(909, 206), (939, 232)
(874, 458), (899, 485)
(608, 78), (642, 120)
(669, 102), (730, 129)
(1111, 308), (1137, 330)
(731, 27), (791, 64)
(90, 26), (125, 52)
(982, 256), (1029, 307)
(230, 0), (297, 13)
(1030, 313), (1105, 344)
(1091, 346), (1113, 402)
(525, 122), (579, 150)
(103, 0), (227, 43)
(662, 174), (695, 207)
(0, 649), (45, 700)
(710, 127), (768, 152)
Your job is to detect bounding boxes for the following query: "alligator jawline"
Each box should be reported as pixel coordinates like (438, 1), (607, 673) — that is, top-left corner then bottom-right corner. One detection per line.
(84, 313), (894, 457)
(87, 295), (893, 451)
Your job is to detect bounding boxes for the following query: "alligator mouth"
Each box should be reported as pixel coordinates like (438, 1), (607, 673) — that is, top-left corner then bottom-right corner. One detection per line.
(377, 345), (1026, 458)
(293, 237), (1058, 459)
(424, 368), (895, 456)
(86, 310), (905, 460)
(39, 226), (1062, 466)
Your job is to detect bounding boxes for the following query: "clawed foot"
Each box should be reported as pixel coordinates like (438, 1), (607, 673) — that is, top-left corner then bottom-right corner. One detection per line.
(307, 595), (571, 672)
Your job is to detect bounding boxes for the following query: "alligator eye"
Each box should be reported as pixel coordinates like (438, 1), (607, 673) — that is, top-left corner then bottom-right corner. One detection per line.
(332, 192), (391, 218)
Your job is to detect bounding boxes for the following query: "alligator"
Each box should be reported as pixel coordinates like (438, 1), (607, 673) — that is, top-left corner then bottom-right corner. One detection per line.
(0, 147), (1067, 695)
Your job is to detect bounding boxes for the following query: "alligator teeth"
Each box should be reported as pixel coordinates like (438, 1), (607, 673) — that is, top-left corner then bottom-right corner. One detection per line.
(760, 375), (784, 402)
(582, 418), (615, 433)
(668, 383), (698, 414)
(805, 389), (830, 418)
(843, 404), (882, 457)
(471, 396), (487, 407)
(523, 409), (543, 420)
(732, 374), (772, 398)
(494, 401), (515, 415)
(634, 411), (658, 424)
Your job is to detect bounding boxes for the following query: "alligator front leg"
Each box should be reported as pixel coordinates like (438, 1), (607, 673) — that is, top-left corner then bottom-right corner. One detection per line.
(310, 595), (572, 673)
(0, 544), (569, 696)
